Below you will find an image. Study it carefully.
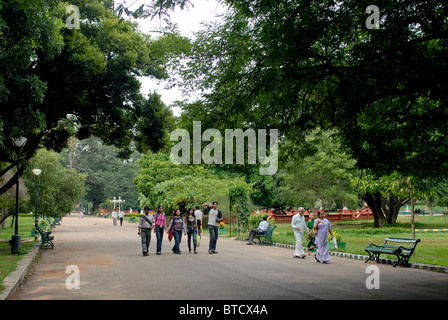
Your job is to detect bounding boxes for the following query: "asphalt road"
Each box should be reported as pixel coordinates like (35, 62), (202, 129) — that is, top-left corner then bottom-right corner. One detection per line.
(13, 215), (448, 300)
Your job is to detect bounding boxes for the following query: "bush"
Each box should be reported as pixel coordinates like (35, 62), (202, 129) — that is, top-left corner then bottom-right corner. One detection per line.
(248, 213), (270, 229)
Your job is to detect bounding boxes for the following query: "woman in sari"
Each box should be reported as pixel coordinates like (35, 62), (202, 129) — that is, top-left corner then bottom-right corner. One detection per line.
(313, 211), (333, 263)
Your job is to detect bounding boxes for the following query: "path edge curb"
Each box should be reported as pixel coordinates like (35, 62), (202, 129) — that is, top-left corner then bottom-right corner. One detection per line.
(235, 237), (448, 273)
(0, 242), (41, 300)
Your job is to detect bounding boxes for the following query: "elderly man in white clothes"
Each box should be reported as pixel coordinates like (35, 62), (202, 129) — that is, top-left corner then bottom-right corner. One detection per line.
(291, 207), (308, 258)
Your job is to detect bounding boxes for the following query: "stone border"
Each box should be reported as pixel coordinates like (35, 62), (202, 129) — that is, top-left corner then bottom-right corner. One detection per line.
(0, 242), (41, 300)
(236, 237), (448, 273)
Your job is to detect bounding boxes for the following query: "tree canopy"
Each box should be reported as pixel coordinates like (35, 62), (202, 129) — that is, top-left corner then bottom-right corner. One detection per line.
(0, 0), (188, 196)
(173, 0), (448, 180)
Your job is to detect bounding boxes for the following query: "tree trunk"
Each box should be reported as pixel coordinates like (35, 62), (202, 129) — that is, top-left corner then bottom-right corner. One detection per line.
(0, 205), (8, 229)
(362, 192), (384, 228)
(382, 196), (407, 225)
(409, 180), (415, 239)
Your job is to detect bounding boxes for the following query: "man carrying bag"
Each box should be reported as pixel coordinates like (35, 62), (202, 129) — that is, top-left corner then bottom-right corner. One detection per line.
(138, 206), (154, 256)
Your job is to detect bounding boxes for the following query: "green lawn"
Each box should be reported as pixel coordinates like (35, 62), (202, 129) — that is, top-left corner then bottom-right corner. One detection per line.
(0, 216), (39, 292)
(238, 215), (448, 267)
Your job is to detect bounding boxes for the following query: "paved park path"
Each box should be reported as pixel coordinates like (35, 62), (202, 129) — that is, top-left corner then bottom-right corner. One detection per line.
(13, 215), (448, 300)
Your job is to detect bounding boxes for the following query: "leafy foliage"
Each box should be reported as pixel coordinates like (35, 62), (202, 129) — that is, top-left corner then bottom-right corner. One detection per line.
(22, 149), (86, 217)
(0, 0), (187, 197)
(174, 0), (448, 180)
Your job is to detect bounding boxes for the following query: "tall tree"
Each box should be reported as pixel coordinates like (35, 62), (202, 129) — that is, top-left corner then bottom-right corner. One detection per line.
(172, 0), (448, 180)
(62, 136), (143, 213)
(275, 130), (358, 210)
(0, 0), (189, 197)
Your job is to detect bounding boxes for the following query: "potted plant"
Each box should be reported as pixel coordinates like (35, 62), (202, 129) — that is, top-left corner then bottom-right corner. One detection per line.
(328, 231), (345, 250)
(218, 221), (227, 234)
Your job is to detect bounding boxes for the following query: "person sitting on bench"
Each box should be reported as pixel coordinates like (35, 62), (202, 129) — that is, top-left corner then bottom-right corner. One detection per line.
(247, 216), (269, 245)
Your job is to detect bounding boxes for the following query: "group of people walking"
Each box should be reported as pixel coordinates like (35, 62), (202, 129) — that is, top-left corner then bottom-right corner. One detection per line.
(135, 202), (333, 263)
(111, 209), (125, 226)
(291, 207), (333, 263)
(137, 201), (222, 256)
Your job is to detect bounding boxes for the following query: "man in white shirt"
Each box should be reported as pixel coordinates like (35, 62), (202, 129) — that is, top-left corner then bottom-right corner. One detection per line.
(138, 206), (155, 256)
(112, 209), (118, 226)
(203, 201), (223, 254)
(247, 216), (269, 245)
(118, 210), (125, 226)
(194, 206), (203, 237)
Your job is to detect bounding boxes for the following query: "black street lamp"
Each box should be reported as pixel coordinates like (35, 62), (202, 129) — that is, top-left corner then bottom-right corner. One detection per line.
(32, 169), (42, 240)
(10, 137), (27, 254)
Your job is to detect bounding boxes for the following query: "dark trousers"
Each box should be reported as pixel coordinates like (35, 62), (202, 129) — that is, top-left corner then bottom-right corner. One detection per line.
(155, 225), (164, 253)
(248, 228), (264, 243)
(208, 225), (219, 251)
(140, 228), (151, 253)
(187, 227), (197, 251)
(172, 229), (183, 253)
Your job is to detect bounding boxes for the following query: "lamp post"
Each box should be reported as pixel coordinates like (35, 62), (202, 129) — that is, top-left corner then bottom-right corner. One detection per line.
(110, 196), (125, 211)
(32, 169), (42, 240)
(11, 137), (27, 254)
(117, 197), (125, 211)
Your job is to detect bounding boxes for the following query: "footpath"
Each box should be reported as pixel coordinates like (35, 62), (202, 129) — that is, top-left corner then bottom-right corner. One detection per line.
(2, 215), (448, 300)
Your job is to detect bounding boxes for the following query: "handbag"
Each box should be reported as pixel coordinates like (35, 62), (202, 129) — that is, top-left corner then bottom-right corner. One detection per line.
(196, 230), (200, 247)
(168, 218), (174, 242)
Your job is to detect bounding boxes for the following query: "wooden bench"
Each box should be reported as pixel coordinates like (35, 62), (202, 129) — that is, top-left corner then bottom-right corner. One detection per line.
(36, 226), (54, 249)
(254, 226), (276, 246)
(364, 237), (420, 267)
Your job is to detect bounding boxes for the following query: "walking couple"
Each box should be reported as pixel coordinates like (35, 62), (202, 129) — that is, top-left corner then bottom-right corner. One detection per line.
(138, 205), (168, 256)
(169, 207), (201, 254)
(291, 208), (333, 263)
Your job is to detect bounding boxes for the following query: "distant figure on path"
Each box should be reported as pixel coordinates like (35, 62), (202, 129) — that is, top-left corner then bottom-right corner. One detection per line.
(112, 209), (118, 226)
(185, 208), (198, 254)
(138, 206), (154, 256)
(194, 206), (203, 238)
(313, 210), (333, 263)
(168, 209), (186, 254)
(306, 212), (316, 255)
(154, 205), (167, 255)
(291, 207), (307, 258)
(203, 201), (223, 254)
(119, 209), (124, 226)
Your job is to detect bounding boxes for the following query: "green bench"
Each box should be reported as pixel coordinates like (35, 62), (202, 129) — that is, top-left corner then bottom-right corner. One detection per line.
(36, 226), (54, 249)
(364, 237), (420, 267)
(46, 218), (56, 228)
(254, 226), (276, 246)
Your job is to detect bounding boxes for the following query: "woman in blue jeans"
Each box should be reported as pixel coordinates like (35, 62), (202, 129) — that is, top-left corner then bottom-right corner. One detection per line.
(154, 205), (167, 255)
(168, 209), (186, 254)
(185, 208), (198, 254)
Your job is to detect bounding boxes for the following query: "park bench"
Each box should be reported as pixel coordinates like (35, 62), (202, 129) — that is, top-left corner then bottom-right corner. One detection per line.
(36, 226), (54, 249)
(254, 226), (276, 246)
(46, 218), (57, 228)
(364, 237), (420, 267)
